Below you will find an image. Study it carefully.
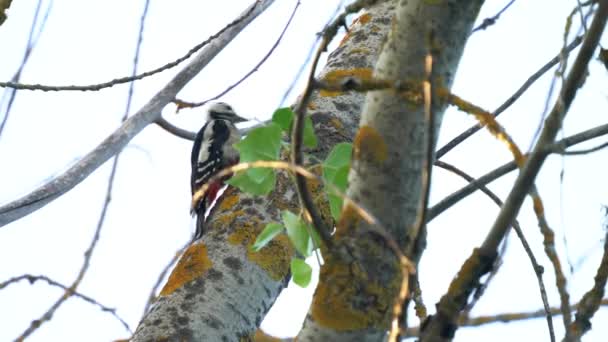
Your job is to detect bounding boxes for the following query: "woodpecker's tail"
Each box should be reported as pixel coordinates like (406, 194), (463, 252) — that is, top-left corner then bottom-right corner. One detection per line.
(194, 213), (205, 240)
(192, 195), (208, 240)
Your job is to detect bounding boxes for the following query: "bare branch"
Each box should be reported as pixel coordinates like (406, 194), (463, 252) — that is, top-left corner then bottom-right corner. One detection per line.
(0, 0), (52, 138)
(174, 0), (300, 110)
(428, 122), (608, 221)
(0, 274), (131, 333)
(436, 35), (583, 159)
(435, 160), (554, 341)
(155, 117), (197, 140)
(143, 241), (190, 316)
(481, 0), (607, 269)
(470, 0), (517, 33)
(0, 0), (275, 228)
(405, 299), (608, 337)
(567, 217), (608, 340)
(0, 3), (262, 92)
(14, 1), (151, 337)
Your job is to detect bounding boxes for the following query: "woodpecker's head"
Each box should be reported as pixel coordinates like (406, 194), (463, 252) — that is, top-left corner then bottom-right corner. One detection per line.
(207, 102), (247, 123)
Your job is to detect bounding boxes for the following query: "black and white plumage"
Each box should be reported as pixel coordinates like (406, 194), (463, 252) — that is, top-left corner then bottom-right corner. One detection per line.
(191, 102), (247, 240)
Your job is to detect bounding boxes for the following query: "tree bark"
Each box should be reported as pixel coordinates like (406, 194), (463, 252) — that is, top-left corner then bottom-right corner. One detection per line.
(298, 0), (482, 340)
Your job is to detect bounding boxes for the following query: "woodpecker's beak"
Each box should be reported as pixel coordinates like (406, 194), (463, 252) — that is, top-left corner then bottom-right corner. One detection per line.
(233, 115), (248, 123)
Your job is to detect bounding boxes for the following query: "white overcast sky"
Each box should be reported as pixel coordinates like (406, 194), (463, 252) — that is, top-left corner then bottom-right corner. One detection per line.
(1, 0), (607, 341)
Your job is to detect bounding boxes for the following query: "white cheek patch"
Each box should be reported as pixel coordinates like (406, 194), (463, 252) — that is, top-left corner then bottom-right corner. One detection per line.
(198, 141), (211, 163)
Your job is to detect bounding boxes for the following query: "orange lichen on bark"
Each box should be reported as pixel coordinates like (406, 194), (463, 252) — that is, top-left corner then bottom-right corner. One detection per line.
(217, 190), (240, 211)
(227, 219), (293, 281)
(335, 202), (362, 236)
(311, 201), (401, 330)
(353, 125), (388, 164)
(310, 251), (397, 330)
(330, 117), (344, 131)
(160, 243), (212, 296)
(339, 13), (372, 46)
(320, 68), (373, 97)
(249, 329), (283, 342)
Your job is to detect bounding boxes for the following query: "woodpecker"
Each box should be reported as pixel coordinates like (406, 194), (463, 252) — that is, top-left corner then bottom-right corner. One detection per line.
(191, 102), (247, 240)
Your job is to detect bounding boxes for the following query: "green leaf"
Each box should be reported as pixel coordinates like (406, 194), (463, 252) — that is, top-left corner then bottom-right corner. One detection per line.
(251, 223), (284, 251)
(282, 210), (314, 257)
(271, 107), (294, 133)
(323, 143), (352, 181)
(327, 165), (349, 220)
(291, 258), (312, 287)
(303, 116), (318, 148)
(323, 143), (352, 220)
(234, 123), (282, 183)
(271, 107), (317, 148)
(226, 170), (276, 195)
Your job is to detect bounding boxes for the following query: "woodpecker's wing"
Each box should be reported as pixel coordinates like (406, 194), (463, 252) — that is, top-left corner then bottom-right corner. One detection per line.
(190, 119), (231, 194)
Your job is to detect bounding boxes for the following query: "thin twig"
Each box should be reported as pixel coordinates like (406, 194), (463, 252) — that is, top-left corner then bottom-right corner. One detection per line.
(174, 0), (300, 110)
(435, 160), (554, 341)
(0, 0), (275, 228)
(0, 0), (52, 138)
(289, 0), (383, 251)
(470, 0), (517, 33)
(404, 299), (608, 337)
(481, 3), (608, 338)
(0, 274), (131, 333)
(435, 36), (583, 159)
(155, 117), (197, 140)
(14, 2), (151, 339)
(557, 140), (608, 155)
(567, 219), (608, 340)
(143, 241), (190, 315)
(0, 4), (262, 92)
(428, 122), (608, 222)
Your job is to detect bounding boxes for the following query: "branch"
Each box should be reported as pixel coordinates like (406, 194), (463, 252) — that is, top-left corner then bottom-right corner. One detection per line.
(435, 160), (554, 341)
(174, 0), (300, 110)
(567, 224), (608, 340)
(0, 0), (275, 228)
(0, 0), (52, 138)
(0, 4), (261, 92)
(419, 4), (608, 340)
(155, 117), (197, 140)
(14, 1), (151, 337)
(435, 35), (583, 159)
(470, 0), (517, 33)
(0, 274), (131, 333)
(428, 122), (608, 221)
(481, 0), (607, 264)
(405, 299), (608, 337)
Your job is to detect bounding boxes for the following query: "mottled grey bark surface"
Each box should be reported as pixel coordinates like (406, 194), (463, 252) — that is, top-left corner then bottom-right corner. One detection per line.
(298, 0), (483, 341)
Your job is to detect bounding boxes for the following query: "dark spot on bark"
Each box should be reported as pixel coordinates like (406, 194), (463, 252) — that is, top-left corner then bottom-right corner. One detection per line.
(222, 335), (229, 342)
(241, 198), (253, 206)
(207, 268), (223, 281)
(205, 315), (223, 329)
(184, 292), (196, 301)
(223, 256), (242, 271)
(176, 315), (189, 325)
(215, 286), (224, 293)
(333, 101), (351, 112)
(254, 197), (264, 205)
(236, 276), (244, 285)
(152, 319), (162, 326)
(178, 328), (194, 340)
(351, 30), (365, 44)
(245, 207), (257, 216)
(180, 301), (194, 313)
(255, 315), (262, 326)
